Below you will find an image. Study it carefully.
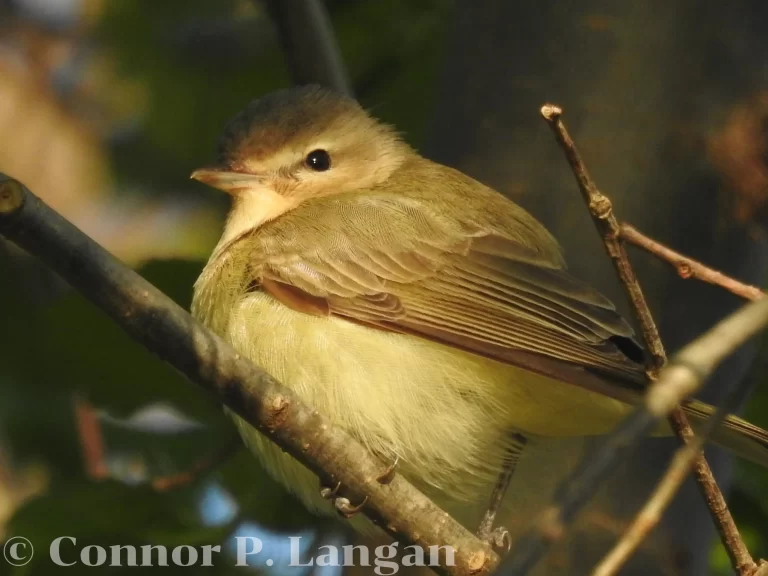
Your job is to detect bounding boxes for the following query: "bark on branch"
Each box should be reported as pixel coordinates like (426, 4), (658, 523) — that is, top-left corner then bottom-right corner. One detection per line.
(0, 174), (497, 576)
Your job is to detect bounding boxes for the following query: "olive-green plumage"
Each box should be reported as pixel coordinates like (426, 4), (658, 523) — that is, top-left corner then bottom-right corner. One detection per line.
(191, 85), (768, 534)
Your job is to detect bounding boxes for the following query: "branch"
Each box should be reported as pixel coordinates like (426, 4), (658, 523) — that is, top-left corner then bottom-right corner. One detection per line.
(495, 106), (760, 575)
(540, 104), (755, 575)
(592, 438), (710, 576)
(593, 302), (768, 576)
(0, 175), (497, 576)
(498, 293), (768, 576)
(263, 0), (353, 96)
(538, 104), (665, 371)
(620, 223), (765, 301)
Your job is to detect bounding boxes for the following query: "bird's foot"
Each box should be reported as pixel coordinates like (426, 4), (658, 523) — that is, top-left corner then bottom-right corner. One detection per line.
(376, 455), (400, 484)
(319, 481), (369, 518)
(477, 513), (511, 552)
(318, 455), (398, 519)
(334, 495), (369, 518)
(320, 481), (341, 500)
(484, 526), (511, 552)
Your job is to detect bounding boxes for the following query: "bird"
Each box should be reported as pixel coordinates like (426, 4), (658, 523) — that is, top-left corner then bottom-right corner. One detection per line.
(190, 84), (768, 539)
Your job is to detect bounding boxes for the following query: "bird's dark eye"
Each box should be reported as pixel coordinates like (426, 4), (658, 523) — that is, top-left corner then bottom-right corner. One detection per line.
(305, 149), (331, 171)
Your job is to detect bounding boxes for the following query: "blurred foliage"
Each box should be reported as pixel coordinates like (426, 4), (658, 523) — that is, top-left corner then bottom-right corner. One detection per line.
(0, 0), (767, 574)
(97, 0), (449, 191)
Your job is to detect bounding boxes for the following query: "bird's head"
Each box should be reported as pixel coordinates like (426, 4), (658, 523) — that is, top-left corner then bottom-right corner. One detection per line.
(192, 85), (410, 242)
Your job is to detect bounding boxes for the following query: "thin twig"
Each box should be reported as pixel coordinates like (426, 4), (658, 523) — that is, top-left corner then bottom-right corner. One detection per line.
(498, 297), (768, 576)
(496, 106), (759, 576)
(540, 104), (755, 575)
(0, 175), (497, 576)
(592, 433), (708, 576)
(73, 394), (109, 481)
(498, 408), (656, 575)
(620, 223), (765, 301)
(151, 438), (242, 492)
(539, 104), (665, 371)
(593, 298), (768, 576)
(76, 392), (241, 490)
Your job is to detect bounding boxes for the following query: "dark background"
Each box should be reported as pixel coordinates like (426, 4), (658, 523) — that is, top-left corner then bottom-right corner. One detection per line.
(0, 1), (767, 574)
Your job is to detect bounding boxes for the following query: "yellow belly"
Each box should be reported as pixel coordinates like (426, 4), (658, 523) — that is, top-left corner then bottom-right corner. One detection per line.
(223, 291), (634, 526)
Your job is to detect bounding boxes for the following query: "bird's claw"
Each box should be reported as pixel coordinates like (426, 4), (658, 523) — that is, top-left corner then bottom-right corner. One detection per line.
(485, 527), (511, 552)
(334, 495), (369, 518)
(320, 481), (368, 518)
(376, 456), (400, 484)
(320, 481), (341, 500)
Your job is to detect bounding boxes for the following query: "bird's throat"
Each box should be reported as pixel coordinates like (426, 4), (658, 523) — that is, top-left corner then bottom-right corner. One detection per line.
(215, 186), (299, 252)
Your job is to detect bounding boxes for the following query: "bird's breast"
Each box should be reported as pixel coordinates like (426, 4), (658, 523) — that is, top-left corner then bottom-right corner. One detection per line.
(225, 290), (515, 488)
(192, 265), (634, 523)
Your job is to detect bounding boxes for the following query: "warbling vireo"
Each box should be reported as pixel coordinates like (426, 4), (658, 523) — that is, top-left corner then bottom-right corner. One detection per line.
(190, 85), (768, 536)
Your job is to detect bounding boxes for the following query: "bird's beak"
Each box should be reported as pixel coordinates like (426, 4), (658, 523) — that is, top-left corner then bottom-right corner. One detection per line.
(190, 167), (263, 195)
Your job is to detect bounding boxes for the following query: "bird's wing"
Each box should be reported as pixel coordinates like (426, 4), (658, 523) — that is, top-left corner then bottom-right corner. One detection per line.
(225, 182), (648, 400)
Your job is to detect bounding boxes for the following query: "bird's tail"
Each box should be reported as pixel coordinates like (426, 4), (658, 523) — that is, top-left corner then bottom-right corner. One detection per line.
(683, 400), (768, 468)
